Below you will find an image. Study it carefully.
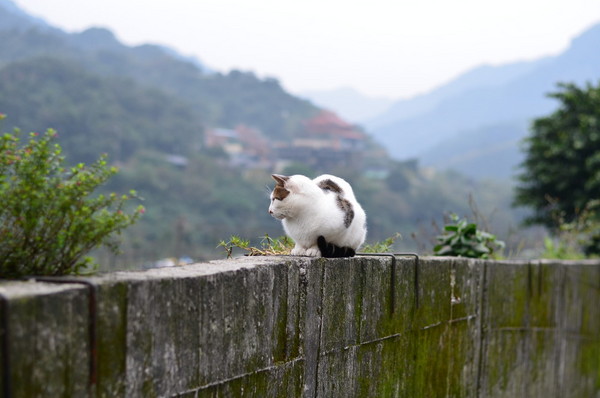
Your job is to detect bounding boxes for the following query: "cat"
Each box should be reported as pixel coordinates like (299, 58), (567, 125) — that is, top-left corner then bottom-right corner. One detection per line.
(268, 173), (367, 257)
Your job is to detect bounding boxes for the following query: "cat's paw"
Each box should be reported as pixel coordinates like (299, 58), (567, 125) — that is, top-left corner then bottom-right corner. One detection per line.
(304, 246), (321, 257)
(291, 246), (307, 256)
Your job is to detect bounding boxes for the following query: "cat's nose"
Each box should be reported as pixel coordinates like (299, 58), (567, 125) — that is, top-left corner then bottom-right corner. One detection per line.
(269, 209), (273, 214)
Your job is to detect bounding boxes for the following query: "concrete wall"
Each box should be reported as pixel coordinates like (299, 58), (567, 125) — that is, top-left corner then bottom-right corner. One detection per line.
(0, 256), (599, 397)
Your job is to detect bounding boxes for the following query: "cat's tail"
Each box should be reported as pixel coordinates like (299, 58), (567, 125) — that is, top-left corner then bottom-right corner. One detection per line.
(317, 236), (356, 258)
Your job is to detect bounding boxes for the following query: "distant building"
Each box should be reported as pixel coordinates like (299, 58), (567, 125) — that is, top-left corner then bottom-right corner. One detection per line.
(300, 110), (366, 151)
(204, 125), (273, 169)
(164, 154), (189, 168)
(205, 111), (369, 171)
(205, 128), (242, 154)
(276, 110), (367, 170)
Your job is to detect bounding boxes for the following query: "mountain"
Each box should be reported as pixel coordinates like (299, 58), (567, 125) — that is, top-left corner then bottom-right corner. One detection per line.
(367, 22), (600, 179)
(0, 3), (318, 141)
(0, 0), (50, 30)
(419, 120), (529, 179)
(0, 56), (205, 163)
(300, 87), (393, 123)
(365, 58), (551, 130)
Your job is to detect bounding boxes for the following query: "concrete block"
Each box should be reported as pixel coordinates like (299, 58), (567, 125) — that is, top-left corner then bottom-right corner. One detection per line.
(300, 256), (324, 397)
(415, 257), (452, 329)
(358, 256), (416, 342)
(0, 281), (90, 398)
(484, 261), (530, 328)
(123, 275), (200, 397)
(319, 257), (363, 352)
(194, 258), (306, 393)
(446, 259), (484, 398)
(558, 262), (600, 397)
(94, 279), (128, 398)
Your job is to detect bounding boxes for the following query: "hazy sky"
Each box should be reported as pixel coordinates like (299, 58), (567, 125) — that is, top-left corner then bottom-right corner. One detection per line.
(14, 0), (600, 99)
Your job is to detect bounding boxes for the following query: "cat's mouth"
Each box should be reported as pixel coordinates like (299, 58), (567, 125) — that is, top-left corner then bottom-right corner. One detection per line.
(269, 210), (286, 220)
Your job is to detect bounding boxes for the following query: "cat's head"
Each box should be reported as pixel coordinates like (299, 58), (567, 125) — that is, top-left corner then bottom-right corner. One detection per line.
(268, 174), (317, 219)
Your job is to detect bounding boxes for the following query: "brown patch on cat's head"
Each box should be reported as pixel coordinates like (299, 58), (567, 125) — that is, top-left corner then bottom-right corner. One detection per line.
(318, 179), (343, 194)
(271, 174), (290, 200)
(272, 174), (289, 186)
(273, 186), (290, 201)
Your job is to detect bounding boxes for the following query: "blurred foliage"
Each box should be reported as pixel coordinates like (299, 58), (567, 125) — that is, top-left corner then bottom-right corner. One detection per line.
(0, 126), (143, 278)
(0, 57), (204, 164)
(515, 82), (600, 255)
(540, 200), (600, 259)
(281, 162), (317, 177)
(0, 23), (525, 269)
(97, 154), (518, 268)
(102, 150), (280, 266)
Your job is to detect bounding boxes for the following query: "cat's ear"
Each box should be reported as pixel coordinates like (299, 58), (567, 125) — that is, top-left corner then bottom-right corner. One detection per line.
(272, 174), (290, 186)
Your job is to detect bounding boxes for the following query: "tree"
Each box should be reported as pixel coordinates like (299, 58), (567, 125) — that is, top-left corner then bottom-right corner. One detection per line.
(0, 123), (144, 278)
(515, 82), (600, 254)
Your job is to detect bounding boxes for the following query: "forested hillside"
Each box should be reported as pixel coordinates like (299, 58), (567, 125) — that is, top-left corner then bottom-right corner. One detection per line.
(0, 24), (318, 141)
(0, 1), (526, 268)
(0, 56), (204, 163)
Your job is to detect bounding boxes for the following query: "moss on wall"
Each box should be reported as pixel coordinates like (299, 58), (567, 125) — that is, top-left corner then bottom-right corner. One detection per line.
(0, 257), (599, 397)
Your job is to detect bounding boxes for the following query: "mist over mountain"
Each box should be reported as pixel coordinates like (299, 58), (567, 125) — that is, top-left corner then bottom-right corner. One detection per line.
(300, 87), (393, 123)
(0, 1), (321, 142)
(0, 0), (49, 30)
(419, 120), (529, 179)
(366, 22), (600, 179)
(365, 58), (552, 130)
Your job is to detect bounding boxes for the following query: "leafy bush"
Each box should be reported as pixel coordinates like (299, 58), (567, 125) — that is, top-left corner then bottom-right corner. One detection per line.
(515, 82), (600, 229)
(433, 214), (504, 259)
(0, 123), (144, 278)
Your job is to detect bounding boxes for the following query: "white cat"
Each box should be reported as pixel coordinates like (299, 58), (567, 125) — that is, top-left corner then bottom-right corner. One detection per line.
(268, 174), (367, 257)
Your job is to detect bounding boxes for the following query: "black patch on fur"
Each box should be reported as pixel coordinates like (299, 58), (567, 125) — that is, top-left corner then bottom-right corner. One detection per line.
(319, 179), (354, 228)
(318, 179), (343, 193)
(317, 236), (356, 258)
(337, 197), (354, 228)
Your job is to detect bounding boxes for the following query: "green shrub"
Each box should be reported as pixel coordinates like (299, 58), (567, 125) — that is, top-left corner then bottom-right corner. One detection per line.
(0, 123), (144, 278)
(433, 213), (504, 259)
